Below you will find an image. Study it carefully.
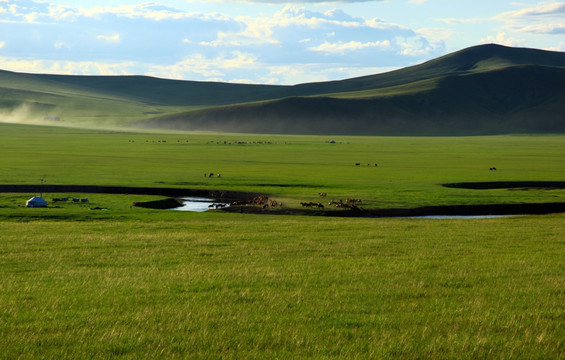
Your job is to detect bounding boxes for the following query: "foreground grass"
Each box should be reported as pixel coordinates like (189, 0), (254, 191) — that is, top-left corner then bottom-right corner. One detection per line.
(1, 215), (563, 359)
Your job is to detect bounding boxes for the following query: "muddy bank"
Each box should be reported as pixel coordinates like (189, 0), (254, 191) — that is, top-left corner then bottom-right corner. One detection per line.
(221, 202), (565, 217)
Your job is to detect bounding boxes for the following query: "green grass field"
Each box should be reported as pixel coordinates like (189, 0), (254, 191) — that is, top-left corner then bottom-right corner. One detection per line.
(0, 122), (564, 358)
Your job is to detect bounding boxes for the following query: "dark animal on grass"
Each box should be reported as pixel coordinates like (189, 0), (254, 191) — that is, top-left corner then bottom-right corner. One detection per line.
(318, 192), (327, 197)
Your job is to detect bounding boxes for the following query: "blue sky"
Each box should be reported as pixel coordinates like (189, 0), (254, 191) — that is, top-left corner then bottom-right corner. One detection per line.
(1, 0), (564, 84)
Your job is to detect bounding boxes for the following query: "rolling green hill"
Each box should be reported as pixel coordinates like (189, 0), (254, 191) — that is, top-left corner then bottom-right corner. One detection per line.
(1, 44), (564, 134)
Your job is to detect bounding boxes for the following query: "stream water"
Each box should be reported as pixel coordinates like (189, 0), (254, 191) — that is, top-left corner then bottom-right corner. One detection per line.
(173, 197), (230, 212)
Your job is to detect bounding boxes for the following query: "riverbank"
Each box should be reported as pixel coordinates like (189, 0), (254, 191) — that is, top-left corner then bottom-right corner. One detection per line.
(2, 184), (564, 218)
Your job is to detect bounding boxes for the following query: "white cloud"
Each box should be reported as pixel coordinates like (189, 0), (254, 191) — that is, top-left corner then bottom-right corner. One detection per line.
(0, 0), (445, 84)
(0, 56), (137, 76)
(480, 32), (525, 47)
(498, 1), (565, 18)
(146, 51), (258, 80)
(309, 40), (391, 54)
(97, 33), (121, 43)
(54, 41), (71, 50)
(517, 23), (565, 34)
(0, 41), (5, 48)
(436, 17), (486, 25)
(495, 1), (565, 35)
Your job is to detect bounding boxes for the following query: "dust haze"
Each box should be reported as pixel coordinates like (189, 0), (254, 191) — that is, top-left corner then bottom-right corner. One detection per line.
(0, 103), (58, 126)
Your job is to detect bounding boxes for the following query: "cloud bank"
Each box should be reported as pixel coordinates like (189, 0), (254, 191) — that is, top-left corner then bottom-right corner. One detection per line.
(0, 1), (563, 84)
(0, 0), (447, 84)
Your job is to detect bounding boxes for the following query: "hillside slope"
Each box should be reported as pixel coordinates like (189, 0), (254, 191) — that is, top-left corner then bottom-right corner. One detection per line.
(139, 63), (565, 134)
(1, 43), (564, 134)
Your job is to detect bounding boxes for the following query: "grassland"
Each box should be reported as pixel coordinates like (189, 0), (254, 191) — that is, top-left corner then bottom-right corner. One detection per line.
(1, 122), (564, 212)
(1, 216), (564, 359)
(0, 122), (564, 358)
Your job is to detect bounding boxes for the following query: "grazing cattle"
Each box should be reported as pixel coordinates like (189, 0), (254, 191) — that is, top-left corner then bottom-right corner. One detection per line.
(489, 167), (497, 171)
(217, 174), (221, 178)
(346, 198), (362, 204)
(209, 173), (214, 177)
(355, 163), (360, 166)
(318, 192), (327, 197)
(374, 163), (378, 167)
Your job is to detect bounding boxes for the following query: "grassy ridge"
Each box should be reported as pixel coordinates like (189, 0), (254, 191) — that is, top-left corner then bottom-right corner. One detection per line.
(142, 64), (565, 135)
(1, 216), (563, 358)
(1, 44), (564, 134)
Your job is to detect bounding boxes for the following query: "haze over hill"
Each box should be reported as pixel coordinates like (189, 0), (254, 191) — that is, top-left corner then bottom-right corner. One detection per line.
(1, 44), (564, 135)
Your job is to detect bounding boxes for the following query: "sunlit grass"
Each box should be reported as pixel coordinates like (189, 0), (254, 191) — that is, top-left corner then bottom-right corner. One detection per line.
(1, 123), (564, 358)
(1, 216), (563, 358)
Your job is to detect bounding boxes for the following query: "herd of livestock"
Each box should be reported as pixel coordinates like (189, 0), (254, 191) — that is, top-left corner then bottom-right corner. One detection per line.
(222, 193), (363, 212)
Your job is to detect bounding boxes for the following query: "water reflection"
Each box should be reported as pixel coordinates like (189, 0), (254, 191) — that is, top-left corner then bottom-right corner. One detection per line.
(173, 197), (229, 212)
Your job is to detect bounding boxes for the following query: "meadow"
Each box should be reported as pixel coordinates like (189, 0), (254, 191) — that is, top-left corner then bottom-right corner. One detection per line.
(0, 122), (564, 358)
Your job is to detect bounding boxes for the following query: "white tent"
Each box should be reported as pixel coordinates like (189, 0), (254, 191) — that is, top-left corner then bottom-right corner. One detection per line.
(26, 196), (47, 208)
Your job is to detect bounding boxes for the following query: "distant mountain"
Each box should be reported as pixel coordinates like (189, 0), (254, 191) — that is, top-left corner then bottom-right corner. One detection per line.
(1, 44), (564, 135)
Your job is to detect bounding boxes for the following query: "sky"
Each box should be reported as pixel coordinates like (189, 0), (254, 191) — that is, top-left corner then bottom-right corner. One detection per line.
(0, 0), (564, 84)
